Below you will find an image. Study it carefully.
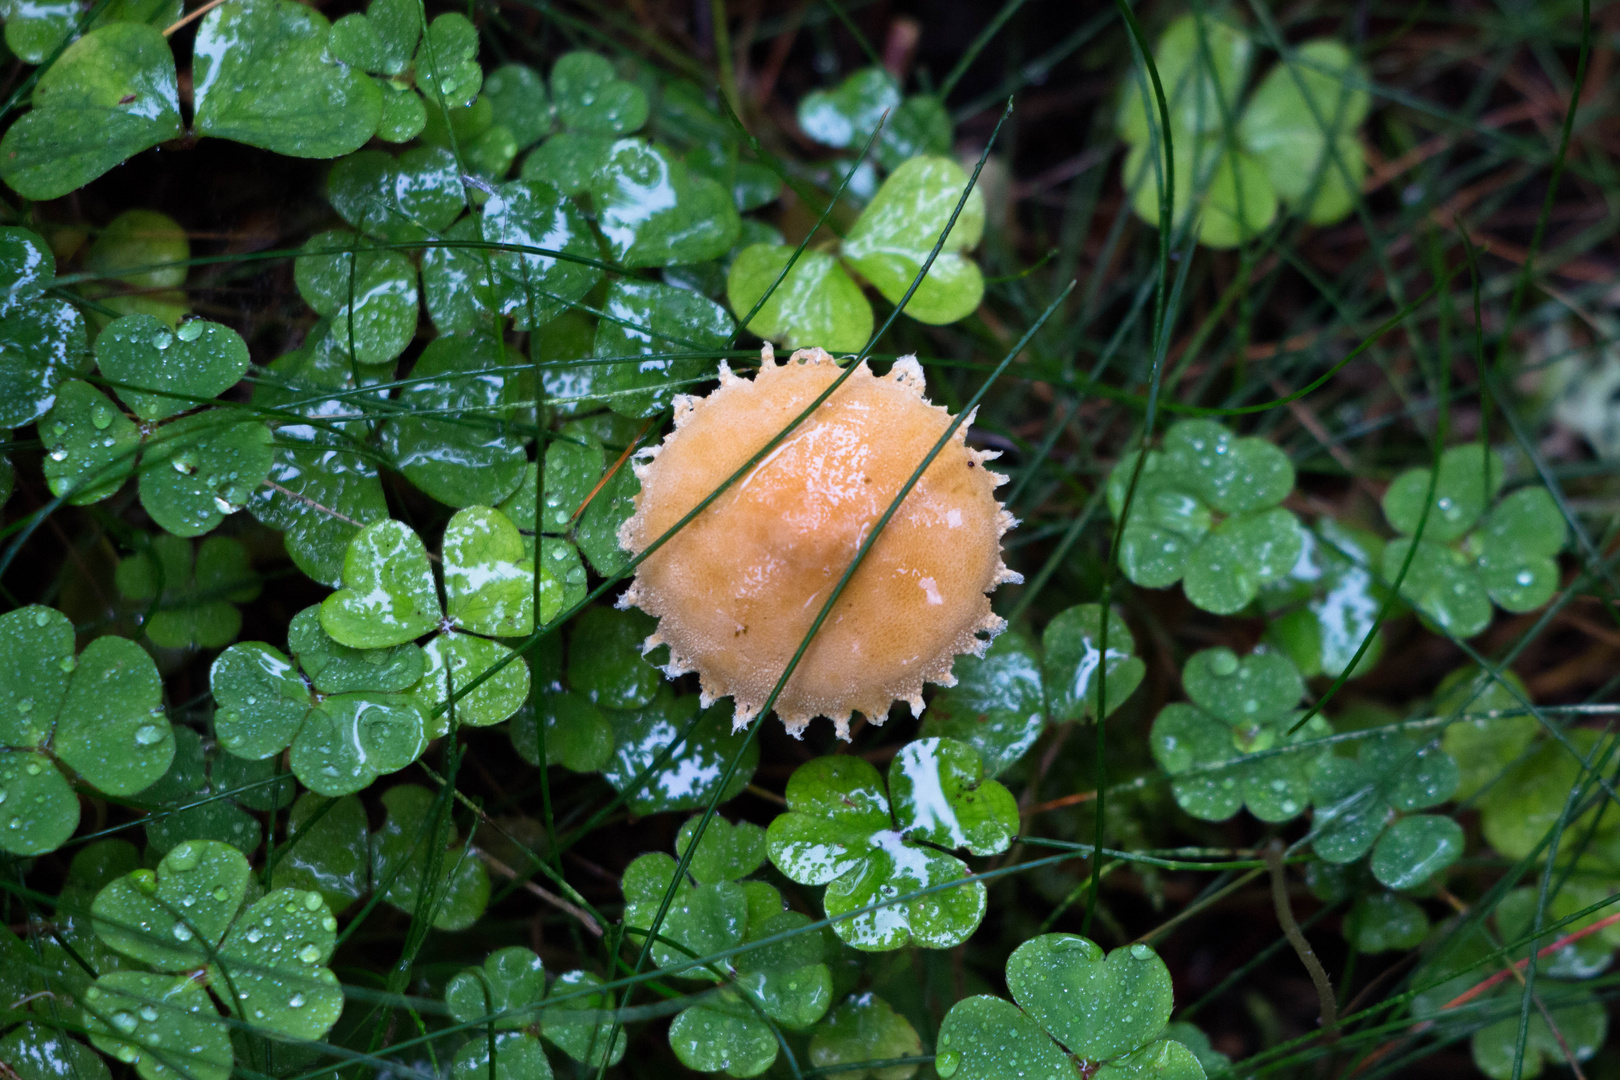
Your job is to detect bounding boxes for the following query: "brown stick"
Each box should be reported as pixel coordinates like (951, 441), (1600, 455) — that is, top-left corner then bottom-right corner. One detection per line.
(1266, 841), (1340, 1040)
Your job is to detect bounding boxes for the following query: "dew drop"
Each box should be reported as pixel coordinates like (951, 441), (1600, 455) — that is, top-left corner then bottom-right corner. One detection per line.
(1129, 943), (1153, 959)
(47, 446), (67, 462)
(172, 922), (194, 942)
(303, 891), (323, 911)
(166, 844), (199, 871)
(58, 656), (75, 673)
(16, 699), (31, 714)
(935, 1049), (960, 1078)
(112, 1011), (139, 1034)
(134, 724), (164, 746)
(245, 926), (264, 944)
(152, 332), (174, 351)
(177, 320), (205, 342)
(298, 942), (321, 963)
(1209, 651), (1239, 677)
(32, 611), (49, 627)
(288, 993), (306, 1008)
(211, 886), (229, 902)
(138, 1005), (159, 1022)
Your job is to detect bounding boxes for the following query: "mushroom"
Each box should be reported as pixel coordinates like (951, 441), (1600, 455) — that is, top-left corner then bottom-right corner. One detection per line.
(619, 345), (1020, 738)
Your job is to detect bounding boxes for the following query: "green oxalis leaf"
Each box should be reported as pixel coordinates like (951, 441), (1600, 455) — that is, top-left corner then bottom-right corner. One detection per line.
(1108, 418), (1304, 614)
(808, 993), (925, 1080)
(193, 0), (382, 159)
(1474, 728), (1617, 866)
(0, 605), (171, 856)
(478, 178), (605, 328)
(371, 783), (490, 931)
(624, 817), (833, 1077)
(1344, 891), (1429, 954)
(1309, 704), (1462, 889)
(116, 533), (259, 650)
(1412, 924), (1607, 1080)
(551, 50), (648, 135)
(921, 628), (1046, 779)
(84, 841), (342, 1080)
(326, 146), (466, 245)
(1434, 665), (1537, 801)
(211, 605), (429, 796)
(246, 334), (389, 588)
(136, 725), (283, 855)
(1041, 603), (1145, 723)
(317, 508), (553, 730)
(293, 231), (419, 367)
(1150, 645), (1331, 823)
(39, 314), (267, 537)
(445, 946), (627, 1072)
(0, 24), (182, 201)
(270, 791), (370, 911)
(1260, 519), (1386, 679)
(797, 66), (951, 172)
(934, 934), (1198, 1080)
(0, 227), (89, 430)
(84, 208), (191, 327)
(727, 154), (985, 352)
(765, 737), (1017, 951)
(1115, 15), (1369, 247)
(1381, 444), (1566, 639)
(0, 0), (178, 65)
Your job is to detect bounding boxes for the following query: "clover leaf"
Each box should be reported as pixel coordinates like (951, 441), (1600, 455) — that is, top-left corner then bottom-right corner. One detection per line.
(1434, 665), (1537, 801)
(921, 628), (1046, 779)
(798, 67), (951, 172)
(1042, 603), (1145, 723)
(318, 509), (545, 729)
(1238, 41), (1369, 223)
(484, 64), (551, 151)
(245, 337), (389, 587)
(0, 226), (89, 430)
(211, 605), (427, 795)
(577, 279), (735, 418)
(1260, 519), (1386, 678)
(0, 24), (182, 201)
(116, 534), (259, 650)
(0, 0), (178, 66)
(379, 332), (528, 507)
(808, 992), (925, 1080)
(1309, 706), (1462, 889)
(766, 737), (1016, 950)
(84, 840), (343, 1079)
(80, 207), (191, 329)
(326, 146), (466, 245)
(0, 605), (171, 855)
(625, 817), (833, 1077)
(1151, 645), (1329, 822)
(136, 725), (285, 854)
(552, 50), (649, 134)
(727, 154), (984, 348)
(1109, 419), (1303, 614)
(1475, 729), (1610, 864)
(40, 316), (268, 536)
(478, 178), (605, 327)
(935, 934), (1197, 1080)
(371, 784), (490, 930)
(1, 1024), (113, 1080)
(193, 0), (382, 160)
(444, 945), (627, 1078)
(590, 139), (741, 268)
(601, 687), (759, 814)
(270, 792), (370, 911)
(293, 232), (418, 367)
(1343, 891), (1428, 954)
(1381, 444), (1566, 638)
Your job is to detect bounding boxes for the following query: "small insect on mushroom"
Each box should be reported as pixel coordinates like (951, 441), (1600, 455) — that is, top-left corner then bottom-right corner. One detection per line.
(618, 345), (1021, 739)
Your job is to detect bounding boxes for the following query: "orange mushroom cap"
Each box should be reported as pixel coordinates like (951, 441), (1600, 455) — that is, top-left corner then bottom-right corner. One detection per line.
(618, 346), (1020, 739)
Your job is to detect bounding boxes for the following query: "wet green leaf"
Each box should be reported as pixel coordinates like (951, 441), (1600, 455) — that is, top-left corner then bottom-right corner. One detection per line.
(521, 130), (618, 195)
(933, 993), (1076, 1080)
(1382, 537), (1493, 639)
(0, 24), (182, 200)
(0, 1025), (112, 1080)
(326, 146), (466, 244)
(511, 688), (616, 773)
(1344, 892), (1427, 953)
(1117, 13), (1251, 144)
(1369, 813), (1463, 890)
(84, 208), (190, 325)
(601, 690), (757, 815)
(766, 741), (1012, 950)
(592, 278), (734, 417)
(136, 410), (273, 537)
(1436, 666), (1537, 801)
(446, 944), (547, 1029)
(320, 518), (442, 648)
(1042, 604), (1143, 722)
(193, 0), (382, 159)
(808, 993), (924, 1080)
(726, 245), (872, 354)
(415, 12), (481, 108)
(484, 64), (551, 150)
(798, 68), (900, 151)
(482, 178), (605, 327)
(421, 216), (500, 335)
(842, 156), (985, 324)
(39, 380), (139, 504)
(551, 51), (648, 135)
(1094, 1040), (1206, 1080)
(1383, 444), (1504, 543)
(592, 139), (740, 268)
(676, 813), (766, 883)
(568, 606), (660, 710)
(667, 995), (777, 1077)
(91, 840), (251, 970)
(451, 1032), (553, 1080)
(82, 971), (233, 1080)
(443, 505), (536, 636)
(1006, 934), (1173, 1061)
(922, 628), (1045, 778)
(117, 533), (258, 649)
(1261, 520), (1385, 679)
(1123, 137), (1276, 249)
(270, 792), (370, 911)
(540, 969), (628, 1067)
(1470, 985), (1605, 1079)
(95, 312), (243, 420)
(371, 783), (490, 930)
(0, 234), (88, 428)
(293, 233), (418, 366)
(1240, 41), (1368, 223)
(412, 630), (531, 731)
(575, 452), (639, 577)
(623, 848), (748, 973)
